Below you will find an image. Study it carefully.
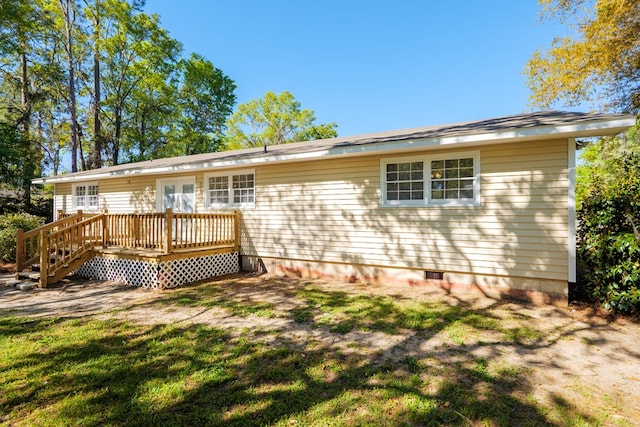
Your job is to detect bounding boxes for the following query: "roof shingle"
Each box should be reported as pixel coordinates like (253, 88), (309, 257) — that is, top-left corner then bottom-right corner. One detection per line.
(34, 110), (636, 184)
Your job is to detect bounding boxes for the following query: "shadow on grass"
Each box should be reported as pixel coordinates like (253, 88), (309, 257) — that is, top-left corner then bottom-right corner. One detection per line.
(151, 336), (557, 426)
(1, 320), (553, 426)
(0, 277), (611, 426)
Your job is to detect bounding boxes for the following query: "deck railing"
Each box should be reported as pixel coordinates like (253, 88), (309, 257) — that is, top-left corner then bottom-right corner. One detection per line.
(170, 211), (238, 251)
(62, 209), (239, 252)
(102, 209), (239, 252)
(105, 213), (166, 249)
(16, 209), (240, 286)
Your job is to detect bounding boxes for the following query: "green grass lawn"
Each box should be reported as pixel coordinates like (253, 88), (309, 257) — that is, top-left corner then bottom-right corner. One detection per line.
(0, 278), (630, 426)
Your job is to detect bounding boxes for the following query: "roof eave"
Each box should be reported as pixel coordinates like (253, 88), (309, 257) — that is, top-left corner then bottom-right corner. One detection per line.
(32, 114), (636, 185)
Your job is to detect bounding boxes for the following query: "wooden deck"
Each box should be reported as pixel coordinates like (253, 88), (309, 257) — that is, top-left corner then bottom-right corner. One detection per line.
(16, 209), (240, 288)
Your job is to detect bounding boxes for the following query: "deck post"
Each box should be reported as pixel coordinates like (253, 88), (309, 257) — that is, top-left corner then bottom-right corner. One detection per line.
(102, 212), (108, 248)
(80, 216), (86, 250)
(15, 228), (24, 276)
(165, 208), (173, 254)
(133, 214), (140, 247)
(39, 229), (49, 288)
(76, 209), (83, 224)
(56, 210), (63, 221)
(234, 210), (240, 249)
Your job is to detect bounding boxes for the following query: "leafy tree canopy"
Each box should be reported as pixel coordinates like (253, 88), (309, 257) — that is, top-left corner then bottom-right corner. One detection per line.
(525, 0), (640, 112)
(224, 91), (337, 150)
(175, 53), (237, 155)
(577, 132), (640, 313)
(0, 0), (238, 176)
(0, 122), (22, 186)
(577, 125), (640, 209)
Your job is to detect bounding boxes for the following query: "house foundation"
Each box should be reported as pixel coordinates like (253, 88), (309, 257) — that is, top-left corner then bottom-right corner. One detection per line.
(242, 256), (568, 306)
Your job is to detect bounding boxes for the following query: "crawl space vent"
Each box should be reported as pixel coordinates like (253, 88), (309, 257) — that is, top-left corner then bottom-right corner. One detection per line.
(424, 271), (444, 280)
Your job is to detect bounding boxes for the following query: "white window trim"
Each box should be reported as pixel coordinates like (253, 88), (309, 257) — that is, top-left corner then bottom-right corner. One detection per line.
(156, 177), (196, 212)
(72, 182), (100, 211)
(380, 151), (480, 207)
(204, 169), (256, 209)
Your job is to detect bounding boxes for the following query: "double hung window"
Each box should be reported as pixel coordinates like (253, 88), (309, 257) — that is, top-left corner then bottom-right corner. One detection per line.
(381, 152), (479, 206)
(205, 170), (255, 208)
(73, 183), (99, 210)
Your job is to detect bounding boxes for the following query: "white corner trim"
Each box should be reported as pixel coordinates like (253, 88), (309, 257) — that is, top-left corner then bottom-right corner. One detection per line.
(53, 184), (58, 218)
(568, 138), (577, 283)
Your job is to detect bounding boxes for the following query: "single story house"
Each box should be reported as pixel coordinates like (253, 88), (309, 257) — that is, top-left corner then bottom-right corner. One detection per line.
(33, 111), (636, 302)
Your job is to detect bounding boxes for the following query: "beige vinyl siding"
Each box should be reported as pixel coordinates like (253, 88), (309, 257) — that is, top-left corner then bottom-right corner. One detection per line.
(239, 138), (569, 282)
(54, 173), (204, 214)
(52, 138), (569, 282)
(99, 176), (156, 213)
(54, 183), (72, 214)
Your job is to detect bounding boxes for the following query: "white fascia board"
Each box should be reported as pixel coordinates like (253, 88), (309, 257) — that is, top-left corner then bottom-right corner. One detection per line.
(32, 163), (207, 184)
(33, 171), (114, 184)
(33, 115), (636, 184)
(337, 116), (637, 156)
(185, 115), (638, 169)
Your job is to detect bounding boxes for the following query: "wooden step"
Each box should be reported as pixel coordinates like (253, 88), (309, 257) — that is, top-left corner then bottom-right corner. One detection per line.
(56, 248), (73, 256)
(32, 260), (63, 271)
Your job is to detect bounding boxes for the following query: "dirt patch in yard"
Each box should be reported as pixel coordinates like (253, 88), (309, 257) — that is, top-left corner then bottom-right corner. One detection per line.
(1, 272), (639, 425)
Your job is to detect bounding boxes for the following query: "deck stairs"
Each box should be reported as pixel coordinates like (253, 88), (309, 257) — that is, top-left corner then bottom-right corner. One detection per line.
(13, 209), (241, 289)
(15, 211), (103, 288)
(16, 246), (94, 286)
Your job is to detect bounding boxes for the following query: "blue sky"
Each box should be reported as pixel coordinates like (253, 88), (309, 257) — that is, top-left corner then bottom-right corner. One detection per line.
(144, 1), (573, 137)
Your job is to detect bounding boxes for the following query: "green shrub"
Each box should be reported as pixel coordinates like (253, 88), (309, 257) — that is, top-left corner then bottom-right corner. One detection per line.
(577, 154), (640, 314)
(0, 213), (45, 263)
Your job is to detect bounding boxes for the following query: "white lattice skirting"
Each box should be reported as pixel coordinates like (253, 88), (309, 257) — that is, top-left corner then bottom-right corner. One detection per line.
(76, 252), (239, 289)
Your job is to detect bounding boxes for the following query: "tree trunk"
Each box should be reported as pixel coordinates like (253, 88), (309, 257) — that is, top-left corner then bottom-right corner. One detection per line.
(138, 105), (146, 157)
(78, 125), (87, 171)
(59, 0), (79, 173)
(49, 115), (60, 175)
(19, 50), (33, 210)
(89, 0), (103, 169)
(113, 106), (121, 165)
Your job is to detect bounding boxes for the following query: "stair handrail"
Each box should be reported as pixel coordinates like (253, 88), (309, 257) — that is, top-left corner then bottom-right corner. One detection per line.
(39, 214), (105, 288)
(15, 210), (85, 274)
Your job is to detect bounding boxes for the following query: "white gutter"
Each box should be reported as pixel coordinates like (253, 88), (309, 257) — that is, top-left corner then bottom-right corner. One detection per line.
(33, 115), (636, 184)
